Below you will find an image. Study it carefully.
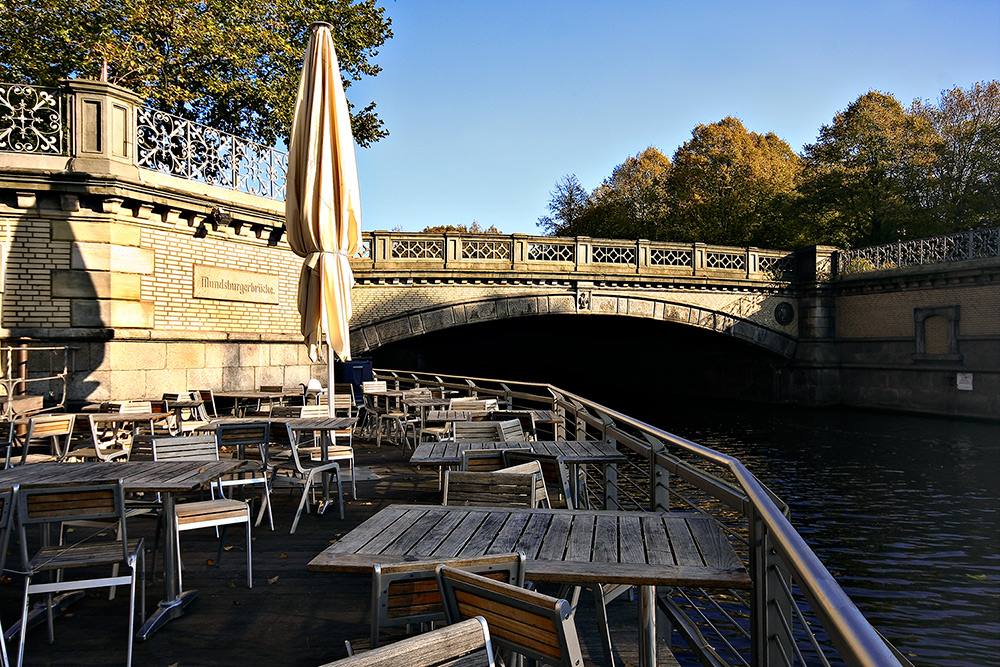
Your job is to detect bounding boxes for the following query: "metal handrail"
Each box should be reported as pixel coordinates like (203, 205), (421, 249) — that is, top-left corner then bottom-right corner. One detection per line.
(374, 366), (905, 666)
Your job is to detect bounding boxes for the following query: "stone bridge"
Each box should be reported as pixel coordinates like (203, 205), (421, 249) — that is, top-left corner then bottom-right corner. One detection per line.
(0, 79), (996, 418)
(349, 233), (814, 360)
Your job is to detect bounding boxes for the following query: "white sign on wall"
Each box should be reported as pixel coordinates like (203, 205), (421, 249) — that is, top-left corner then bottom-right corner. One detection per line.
(193, 265), (279, 304)
(956, 372), (974, 391)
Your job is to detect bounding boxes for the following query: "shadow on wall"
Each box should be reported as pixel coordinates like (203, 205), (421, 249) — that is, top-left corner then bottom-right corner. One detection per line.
(2, 193), (106, 409)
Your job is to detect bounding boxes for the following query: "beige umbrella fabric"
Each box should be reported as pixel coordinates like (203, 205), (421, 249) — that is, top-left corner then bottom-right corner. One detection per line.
(286, 22), (362, 399)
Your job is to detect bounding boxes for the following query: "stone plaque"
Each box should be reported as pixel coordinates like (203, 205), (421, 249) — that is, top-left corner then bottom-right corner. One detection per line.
(193, 265), (279, 304)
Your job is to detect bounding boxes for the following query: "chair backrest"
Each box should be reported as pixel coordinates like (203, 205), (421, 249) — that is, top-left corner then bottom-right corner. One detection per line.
(436, 565), (583, 667)
(460, 449), (508, 472)
(299, 405), (328, 418)
(497, 419), (524, 441)
(17, 481), (130, 567)
(452, 421), (505, 442)
(362, 380), (387, 394)
(259, 385), (282, 392)
(442, 470), (538, 508)
(192, 389), (218, 418)
(490, 411), (536, 439)
(151, 434), (220, 461)
(269, 405), (301, 419)
(332, 393), (354, 416)
(13, 413), (77, 464)
(321, 617), (496, 667)
(502, 450), (575, 509)
(116, 400), (152, 414)
(449, 397), (498, 412)
(371, 552), (525, 648)
(497, 460), (549, 508)
(215, 422), (270, 463)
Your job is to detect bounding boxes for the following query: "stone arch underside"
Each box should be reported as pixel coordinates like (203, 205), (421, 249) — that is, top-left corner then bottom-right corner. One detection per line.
(352, 292), (798, 359)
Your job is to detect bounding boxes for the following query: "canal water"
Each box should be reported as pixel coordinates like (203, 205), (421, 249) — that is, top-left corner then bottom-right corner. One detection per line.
(631, 398), (999, 667)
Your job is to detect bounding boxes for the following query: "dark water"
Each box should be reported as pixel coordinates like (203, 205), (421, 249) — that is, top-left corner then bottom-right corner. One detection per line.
(631, 399), (1000, 667)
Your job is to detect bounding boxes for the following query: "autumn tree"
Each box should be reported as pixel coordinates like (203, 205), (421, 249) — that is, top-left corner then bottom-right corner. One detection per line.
(910, 80), (1000, 232)
(666, 117), (802, 247)
(568, 147), (672, 239)
(0, 0), (393, 146)
(422, 222), (502, 234)
(537, 174), (589, 235)
(799, 91), (937, 246)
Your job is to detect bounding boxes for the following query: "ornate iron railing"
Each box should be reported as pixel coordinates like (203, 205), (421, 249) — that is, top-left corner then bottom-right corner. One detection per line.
(0, 83), (64, 155)
(0, 82), (287, 200)
(375, 368), (912, 667)
(838, 226), (1000, 276)
(135, 107), (287, 200)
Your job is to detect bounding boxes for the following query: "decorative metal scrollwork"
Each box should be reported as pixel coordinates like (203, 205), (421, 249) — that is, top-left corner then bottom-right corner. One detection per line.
(838, 227), (1000, 275)
(135, 107), (286, 200)
(0, 84), (64, 155)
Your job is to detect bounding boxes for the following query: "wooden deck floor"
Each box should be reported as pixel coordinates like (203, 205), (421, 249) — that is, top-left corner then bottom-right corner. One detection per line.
(0, 439), (678, 666)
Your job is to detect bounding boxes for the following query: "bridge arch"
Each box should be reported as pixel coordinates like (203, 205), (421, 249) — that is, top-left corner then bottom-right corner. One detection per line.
(351, 292), (797, 359)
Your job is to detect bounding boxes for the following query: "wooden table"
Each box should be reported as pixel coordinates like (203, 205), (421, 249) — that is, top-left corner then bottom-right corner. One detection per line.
(0, 460), (243, 640)
(308, 504), (750, 667)
(401, 396), (451, 442)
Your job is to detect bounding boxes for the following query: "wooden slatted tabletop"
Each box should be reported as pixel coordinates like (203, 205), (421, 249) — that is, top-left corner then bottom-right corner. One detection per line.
(0, 460), (241, 493)
(409, 440), (627, 467)
(308, 504), (750, 589)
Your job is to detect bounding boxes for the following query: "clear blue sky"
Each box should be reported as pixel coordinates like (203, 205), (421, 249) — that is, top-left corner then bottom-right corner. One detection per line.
(346, 0), (1000, 236)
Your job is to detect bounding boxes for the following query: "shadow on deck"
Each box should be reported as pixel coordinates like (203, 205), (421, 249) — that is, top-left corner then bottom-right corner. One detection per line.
(0, 438), (677, 666)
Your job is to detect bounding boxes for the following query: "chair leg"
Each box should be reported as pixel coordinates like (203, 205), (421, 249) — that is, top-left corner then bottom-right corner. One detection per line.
(255, 481), (274, 530)
(290, 481), (311, 534)
(246, 516), (253, 589)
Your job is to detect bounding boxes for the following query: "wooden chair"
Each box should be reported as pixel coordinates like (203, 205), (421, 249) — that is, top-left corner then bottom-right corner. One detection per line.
(489, 411), (537, 440)
(268, 422), (343, 533)
(162, 391), (210, 434)
(151, 434), (253, 589)
(191, 389), (219, 418)
(460, 449), (509, 472)
(442, 470), (539, 508)
(436, 565), (584, 667)
(321, 617), (496, 667)
(451, 421), (505, 442)
(15, 481), (145, 667)
(295, 399), (357, 499)
(215, 421), (274, 529)
(368, 552), (525, 649)
(502, 450), (575, 509)
(449, 397), (498, 413)
(497, 460), (550, 508)
(497, 419), (524, 441)
(4, 413), (76, 467)
(362, 381), (405, 447)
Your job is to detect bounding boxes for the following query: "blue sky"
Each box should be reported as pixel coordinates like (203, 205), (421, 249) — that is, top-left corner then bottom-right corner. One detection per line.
(346, 0), (1000, 236)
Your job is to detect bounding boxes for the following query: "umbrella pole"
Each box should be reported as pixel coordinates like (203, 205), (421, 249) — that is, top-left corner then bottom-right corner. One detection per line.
(327, 341), (335, 418)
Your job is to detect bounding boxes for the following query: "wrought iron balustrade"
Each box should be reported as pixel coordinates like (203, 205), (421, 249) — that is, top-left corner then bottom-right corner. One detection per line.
(135, 107), (287, 200)
(838, 226), (1000, 276)
(1, 82), (287, 201)
(0, 83), (64, 155)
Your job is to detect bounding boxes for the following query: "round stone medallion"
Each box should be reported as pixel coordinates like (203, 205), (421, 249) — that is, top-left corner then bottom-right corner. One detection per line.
(774, 301), (795, 325)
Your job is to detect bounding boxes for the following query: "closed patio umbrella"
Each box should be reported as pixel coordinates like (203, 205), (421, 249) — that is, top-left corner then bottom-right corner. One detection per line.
(286, 22), (362, 416)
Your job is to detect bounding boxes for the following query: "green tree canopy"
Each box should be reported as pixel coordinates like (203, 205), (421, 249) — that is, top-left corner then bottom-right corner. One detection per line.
(421, 222), (502, 234)
(668, 117), (802, 247)
(800, 91), (937, 246)
(573, 147), (672, 239)
(910, 80), (1000, 231)
(0, 0), (393, 147)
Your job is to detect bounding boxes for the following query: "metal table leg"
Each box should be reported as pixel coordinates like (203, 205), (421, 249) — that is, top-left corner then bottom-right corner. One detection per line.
(137, 492), (198, 640)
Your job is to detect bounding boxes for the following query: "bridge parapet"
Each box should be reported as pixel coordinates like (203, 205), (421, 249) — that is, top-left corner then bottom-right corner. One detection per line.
(357, 230), (798, 281)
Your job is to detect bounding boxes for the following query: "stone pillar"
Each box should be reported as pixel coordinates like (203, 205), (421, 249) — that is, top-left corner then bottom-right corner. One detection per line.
(62, 79), (143, 179)
(792, 246), (841, 405)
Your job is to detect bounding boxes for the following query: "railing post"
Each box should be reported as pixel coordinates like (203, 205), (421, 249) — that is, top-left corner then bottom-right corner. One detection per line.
(444, 232), (460, 266)
(693, 243), (706, 276)
(750, 508), (794, 667)
(62, 78), (143, 179)
(575, 236), (591, 272)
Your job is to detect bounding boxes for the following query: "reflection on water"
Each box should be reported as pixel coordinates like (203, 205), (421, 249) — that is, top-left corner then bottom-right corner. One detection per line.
(635, 399), (999, 667)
